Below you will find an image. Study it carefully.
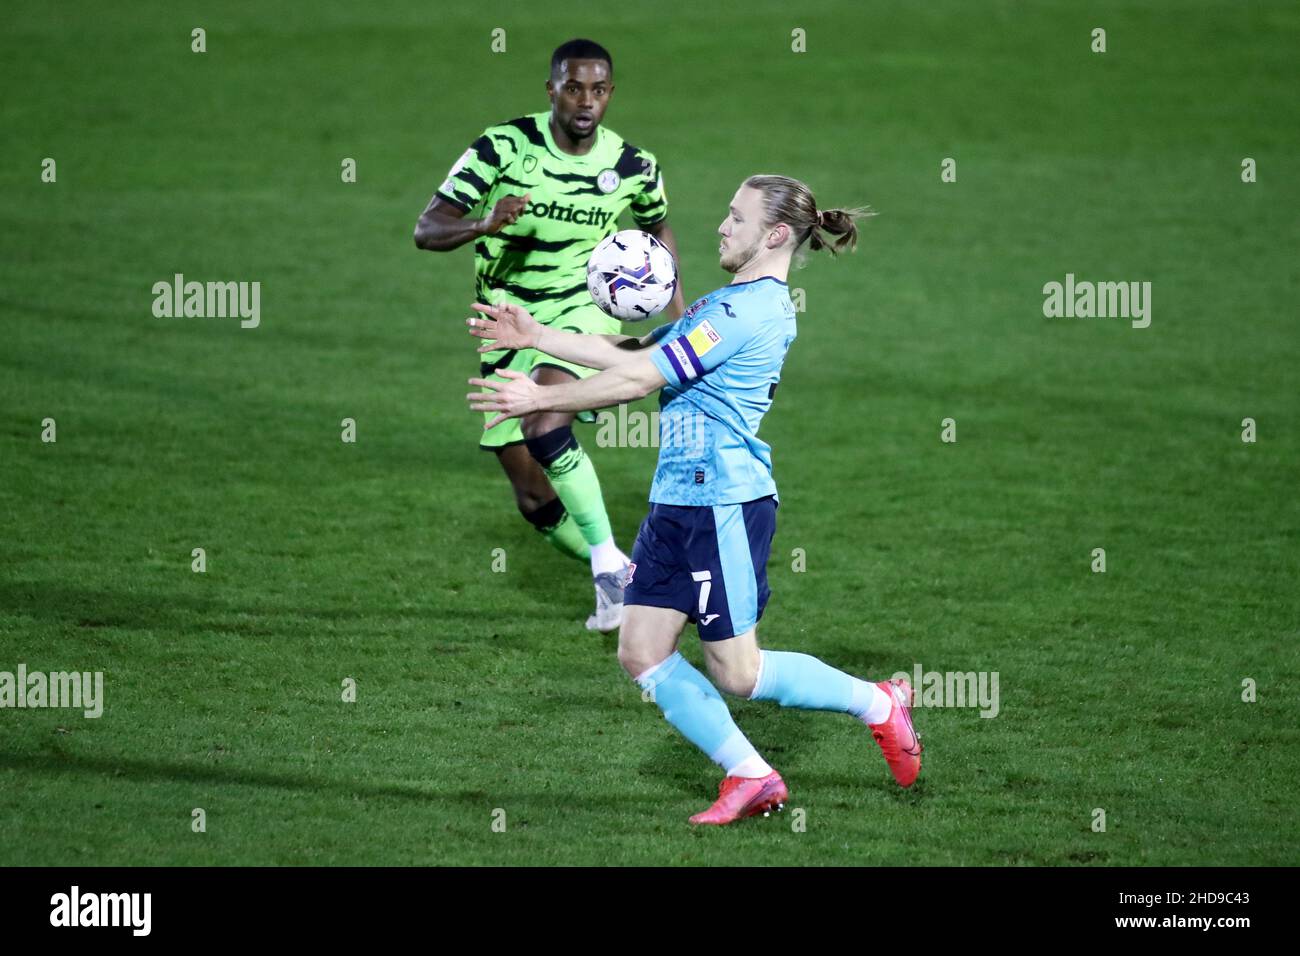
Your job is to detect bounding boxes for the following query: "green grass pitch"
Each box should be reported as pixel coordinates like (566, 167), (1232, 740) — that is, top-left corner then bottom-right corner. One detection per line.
(2, 0), (1298, 865)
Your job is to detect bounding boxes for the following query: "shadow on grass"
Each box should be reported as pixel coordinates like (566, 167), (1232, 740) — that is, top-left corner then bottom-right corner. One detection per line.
(0, 564), (591, 635)
(0, 749), (671, 811)
(0, 581), (475, 637)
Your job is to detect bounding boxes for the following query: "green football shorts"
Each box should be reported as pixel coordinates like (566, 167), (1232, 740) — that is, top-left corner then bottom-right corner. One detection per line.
(477, 302), (623, 450)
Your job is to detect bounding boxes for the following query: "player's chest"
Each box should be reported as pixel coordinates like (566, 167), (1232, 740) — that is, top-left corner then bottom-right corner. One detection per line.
(495, 148), (634, 216)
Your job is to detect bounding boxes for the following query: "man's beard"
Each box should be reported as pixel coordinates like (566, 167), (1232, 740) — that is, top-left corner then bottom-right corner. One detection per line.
(720, 237), (760, 274)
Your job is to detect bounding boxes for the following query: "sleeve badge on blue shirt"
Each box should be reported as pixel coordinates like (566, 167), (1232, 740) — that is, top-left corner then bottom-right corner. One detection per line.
(686, 319), (722, 357)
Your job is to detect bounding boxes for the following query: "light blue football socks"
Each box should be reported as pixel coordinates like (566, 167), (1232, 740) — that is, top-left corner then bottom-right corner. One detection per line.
(635, 652), (772, 777)
(633, 650), (894, 778)
(750, 650), (892, 724)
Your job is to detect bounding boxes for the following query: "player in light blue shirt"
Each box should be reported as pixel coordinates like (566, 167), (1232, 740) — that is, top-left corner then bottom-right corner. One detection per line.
(466, 175), (923, 825)
(642, 275), (796, 506)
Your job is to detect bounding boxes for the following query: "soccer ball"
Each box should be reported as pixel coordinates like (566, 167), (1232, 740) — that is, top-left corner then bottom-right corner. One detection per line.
(586, 230), (678, 321)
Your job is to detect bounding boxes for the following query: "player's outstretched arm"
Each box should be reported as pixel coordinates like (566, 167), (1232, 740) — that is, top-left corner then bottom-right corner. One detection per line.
(468, 355), (667, 430)
(413, 194), (530, 252)
(467, 302), (656, 370)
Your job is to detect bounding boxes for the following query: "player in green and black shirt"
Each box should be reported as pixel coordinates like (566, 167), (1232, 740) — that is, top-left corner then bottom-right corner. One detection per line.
(414, 38), (685, 632)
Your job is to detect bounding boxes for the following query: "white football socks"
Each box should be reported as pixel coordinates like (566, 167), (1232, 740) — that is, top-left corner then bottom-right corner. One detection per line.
(858, 681), (894, 725)
(590, 537), (627, 577)
(727, 754), (775, 779)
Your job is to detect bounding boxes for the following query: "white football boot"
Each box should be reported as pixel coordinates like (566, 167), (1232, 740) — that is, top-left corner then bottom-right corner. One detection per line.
(585, 563), (628, 633)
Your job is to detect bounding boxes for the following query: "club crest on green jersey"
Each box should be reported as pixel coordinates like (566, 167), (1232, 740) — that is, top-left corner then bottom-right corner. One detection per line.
(597, 169), (621, 193)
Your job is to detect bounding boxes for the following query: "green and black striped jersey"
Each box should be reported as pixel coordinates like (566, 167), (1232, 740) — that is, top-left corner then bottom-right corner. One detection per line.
(436, 111), (668, 323)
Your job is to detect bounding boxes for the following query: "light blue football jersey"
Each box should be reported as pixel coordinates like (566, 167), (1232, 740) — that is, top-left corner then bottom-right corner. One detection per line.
(645, 276), (797, 505)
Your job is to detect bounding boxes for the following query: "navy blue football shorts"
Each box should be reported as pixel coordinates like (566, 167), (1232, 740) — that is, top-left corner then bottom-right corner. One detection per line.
(623, 496), (776, 641)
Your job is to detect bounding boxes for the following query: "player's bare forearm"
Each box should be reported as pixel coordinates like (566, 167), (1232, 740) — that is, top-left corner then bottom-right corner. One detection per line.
(468, 355), (667, 428)
(533, 356), (666, 412)
(416, 193), (528, 252)
(534, 326), (647, 371)
(413, 202), (485, 251)
(469, 303), (661, 368)
(646, 220), (686, 320)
